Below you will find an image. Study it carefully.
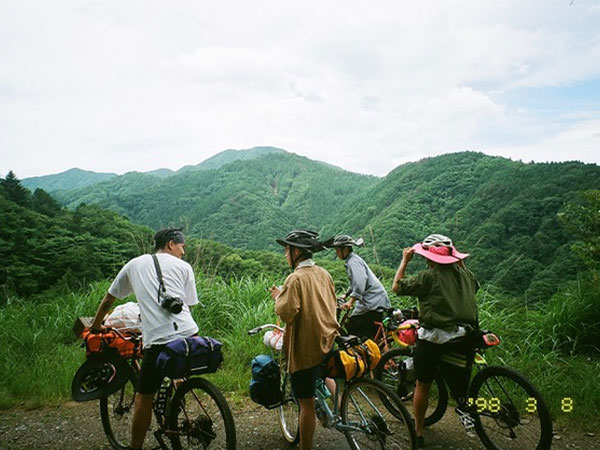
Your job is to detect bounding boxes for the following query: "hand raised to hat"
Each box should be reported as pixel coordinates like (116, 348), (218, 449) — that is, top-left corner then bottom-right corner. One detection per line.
(402, 247), (415, 263)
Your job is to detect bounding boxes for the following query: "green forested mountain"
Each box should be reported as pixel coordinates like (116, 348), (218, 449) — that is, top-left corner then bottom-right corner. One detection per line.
(56, 152), (378, 249)
(0, 172), (154, 299)
(322, 152), (600, 299)
(179, 146), (285, 172)
(21, 168), (118, 192)
(51, 151), (600, 300)
(21, 146), (286, 193)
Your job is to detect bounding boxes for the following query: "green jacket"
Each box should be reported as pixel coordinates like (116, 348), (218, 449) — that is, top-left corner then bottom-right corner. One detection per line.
(396, 263), (479, 330)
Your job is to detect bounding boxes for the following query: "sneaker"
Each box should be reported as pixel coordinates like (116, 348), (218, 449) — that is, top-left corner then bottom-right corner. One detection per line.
(417, 435), (427, 448)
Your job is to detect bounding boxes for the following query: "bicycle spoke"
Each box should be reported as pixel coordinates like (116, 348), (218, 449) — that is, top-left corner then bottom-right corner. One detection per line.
(342, 378), (416, 450)
(168, 379), (236, 450)
(470, 366), (552, 450)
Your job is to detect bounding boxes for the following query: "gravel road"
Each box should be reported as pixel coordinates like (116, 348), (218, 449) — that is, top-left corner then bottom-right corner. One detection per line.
(0, 398), (597, 449)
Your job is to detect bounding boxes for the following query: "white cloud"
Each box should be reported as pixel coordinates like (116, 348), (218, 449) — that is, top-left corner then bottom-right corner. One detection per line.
(1, 0), (599, 178)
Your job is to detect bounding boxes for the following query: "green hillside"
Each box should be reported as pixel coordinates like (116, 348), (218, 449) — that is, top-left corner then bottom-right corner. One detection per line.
(0, 172), (153, 299)
(56, 152), (378, 249)
(53, 151), (600, 299)
(21, 168), (117, 192)
(22, 146), (287, 194)
(322, 152), (600, 299)
(179, 146), (285, 172)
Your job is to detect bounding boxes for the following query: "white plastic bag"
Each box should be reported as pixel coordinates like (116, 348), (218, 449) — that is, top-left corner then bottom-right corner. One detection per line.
(263, 330), (283, 351)
(104, 302), (142, 333)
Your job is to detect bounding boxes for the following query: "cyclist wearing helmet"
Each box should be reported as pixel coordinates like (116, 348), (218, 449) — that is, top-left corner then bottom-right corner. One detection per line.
(392, 234), (479, 448)
(326, 234), (391, 339)
(271, 230), (339, 450)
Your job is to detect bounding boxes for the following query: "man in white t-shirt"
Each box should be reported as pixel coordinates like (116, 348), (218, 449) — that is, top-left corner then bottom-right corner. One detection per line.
(90, 228), (199, 450)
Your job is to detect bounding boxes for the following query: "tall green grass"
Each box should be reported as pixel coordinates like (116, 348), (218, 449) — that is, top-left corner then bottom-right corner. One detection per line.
(1, 273), (598, 427)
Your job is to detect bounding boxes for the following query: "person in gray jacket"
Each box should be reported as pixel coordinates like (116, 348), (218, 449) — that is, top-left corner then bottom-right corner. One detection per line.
(326, 235), (391, 339)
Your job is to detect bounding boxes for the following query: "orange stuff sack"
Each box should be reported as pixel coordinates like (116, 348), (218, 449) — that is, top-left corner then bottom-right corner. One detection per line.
(326, 339), (381, 381)
(82, 330), (141, 358)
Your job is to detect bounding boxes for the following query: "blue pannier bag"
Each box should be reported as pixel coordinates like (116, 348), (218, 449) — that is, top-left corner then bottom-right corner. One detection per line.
(156, 336), (223, 378)
(250, 354), (284, 409)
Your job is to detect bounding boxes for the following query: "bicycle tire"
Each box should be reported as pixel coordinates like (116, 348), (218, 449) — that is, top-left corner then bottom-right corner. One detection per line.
(100, 372), (137, 450)
(341, 377), (417, 450)
(469, 365), (553, 450)
(278, 371), (300, 445)
(374, 347), (448, 426)
(167, 377), (236, 450)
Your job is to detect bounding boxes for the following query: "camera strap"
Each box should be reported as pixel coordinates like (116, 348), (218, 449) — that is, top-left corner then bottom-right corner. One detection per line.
(152, 254), (168, 304)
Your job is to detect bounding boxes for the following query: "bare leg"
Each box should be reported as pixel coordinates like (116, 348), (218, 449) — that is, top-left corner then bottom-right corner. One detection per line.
(131, 392), (154, 449)
(413, 380), (432, 438)
(324, 377), (338, 408)
(298, 397), (317, 450)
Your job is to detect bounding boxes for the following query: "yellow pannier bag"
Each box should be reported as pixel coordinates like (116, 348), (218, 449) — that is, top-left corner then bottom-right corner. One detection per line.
(326, 339), (381, 381)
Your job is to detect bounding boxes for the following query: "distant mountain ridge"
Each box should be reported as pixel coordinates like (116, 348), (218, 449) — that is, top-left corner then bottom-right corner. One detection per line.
(179, 146), (285, 172)
(22, 146), (287, 192)
(21, 168), (118, 192)
(27, 149), (600, 299)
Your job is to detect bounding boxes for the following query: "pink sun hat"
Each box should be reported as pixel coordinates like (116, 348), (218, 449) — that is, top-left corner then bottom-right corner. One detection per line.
(411, 242), (470, 264)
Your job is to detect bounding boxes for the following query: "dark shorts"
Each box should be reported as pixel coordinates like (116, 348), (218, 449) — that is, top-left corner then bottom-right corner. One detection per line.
(345, 310), (384, 340)
(138, 344), (167, 395)
(290, 365), (322, 399)
(414, 338), (474, 400)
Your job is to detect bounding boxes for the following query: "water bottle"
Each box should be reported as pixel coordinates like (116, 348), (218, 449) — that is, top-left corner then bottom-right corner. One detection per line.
(315, 377), (331, 399)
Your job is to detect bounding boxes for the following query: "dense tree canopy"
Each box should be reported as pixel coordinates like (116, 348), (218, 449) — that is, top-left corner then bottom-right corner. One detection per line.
(0, 173), (154, 300)
(9, 151), (600, 301)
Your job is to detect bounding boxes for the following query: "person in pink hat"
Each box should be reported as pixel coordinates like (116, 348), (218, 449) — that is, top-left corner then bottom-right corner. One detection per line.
(392, 234), (479, 448)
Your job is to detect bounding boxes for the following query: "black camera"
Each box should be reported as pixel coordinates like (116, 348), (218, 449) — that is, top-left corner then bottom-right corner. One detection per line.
(160, 296), (183, 314)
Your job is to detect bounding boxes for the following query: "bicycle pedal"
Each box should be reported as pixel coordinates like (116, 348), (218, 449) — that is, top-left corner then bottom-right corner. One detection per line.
(455, 407), (475, 433)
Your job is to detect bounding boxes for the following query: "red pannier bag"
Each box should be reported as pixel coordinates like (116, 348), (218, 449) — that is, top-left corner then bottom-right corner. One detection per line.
(82, 329), (141, 358)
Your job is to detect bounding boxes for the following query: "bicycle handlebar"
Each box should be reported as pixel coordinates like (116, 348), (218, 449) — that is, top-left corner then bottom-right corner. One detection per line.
(248, 324), (285, 335)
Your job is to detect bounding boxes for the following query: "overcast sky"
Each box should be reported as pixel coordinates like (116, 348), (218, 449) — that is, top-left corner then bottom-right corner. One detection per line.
(1, 0), (599, 179)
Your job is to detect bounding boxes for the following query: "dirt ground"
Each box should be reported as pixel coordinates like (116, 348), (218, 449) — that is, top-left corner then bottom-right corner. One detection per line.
(0, 398), (597, 449)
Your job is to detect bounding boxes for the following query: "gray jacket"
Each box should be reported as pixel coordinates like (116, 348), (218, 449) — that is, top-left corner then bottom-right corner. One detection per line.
(345, 252), (391, 316)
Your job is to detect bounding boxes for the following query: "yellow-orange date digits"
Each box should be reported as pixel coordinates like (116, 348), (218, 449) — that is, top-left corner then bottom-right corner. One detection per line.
(526, 397), (538, 413)
(466, 397), (501, 413)
(561, 397), (573, 413)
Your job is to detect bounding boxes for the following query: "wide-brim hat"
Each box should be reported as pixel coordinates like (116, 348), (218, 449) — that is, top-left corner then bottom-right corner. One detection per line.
(412, 243), (469, 265)
(71, 351), (131, 402)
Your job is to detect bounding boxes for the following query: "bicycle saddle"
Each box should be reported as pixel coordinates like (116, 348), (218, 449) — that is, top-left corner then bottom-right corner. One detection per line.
(335, 334), (362, 349)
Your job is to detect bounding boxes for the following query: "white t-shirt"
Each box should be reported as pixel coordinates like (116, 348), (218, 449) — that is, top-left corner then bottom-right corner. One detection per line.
(108, 253), (199, 348)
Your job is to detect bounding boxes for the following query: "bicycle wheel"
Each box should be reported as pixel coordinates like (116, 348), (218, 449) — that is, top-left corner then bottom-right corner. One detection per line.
(278, 371), (300, 445)
(100, 373), (137, 450)
(469, 366), (553, 450)
(167, 377), (236, 450)
(341, 377), (417, 450)
(374, 347), (448, 426)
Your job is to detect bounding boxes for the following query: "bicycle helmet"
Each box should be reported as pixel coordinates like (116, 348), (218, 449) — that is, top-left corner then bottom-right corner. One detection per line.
(276, 229), (324, 252)
(421, 234), (453, 248)
(324, 234), (365, 248)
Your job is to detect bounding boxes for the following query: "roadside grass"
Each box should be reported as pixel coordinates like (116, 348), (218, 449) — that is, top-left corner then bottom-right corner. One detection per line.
(1, 274), (598, 427)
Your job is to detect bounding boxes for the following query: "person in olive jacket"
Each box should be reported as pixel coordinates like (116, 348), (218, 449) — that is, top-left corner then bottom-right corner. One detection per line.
(392, 234), (478, 448)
